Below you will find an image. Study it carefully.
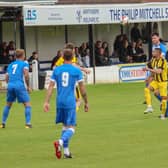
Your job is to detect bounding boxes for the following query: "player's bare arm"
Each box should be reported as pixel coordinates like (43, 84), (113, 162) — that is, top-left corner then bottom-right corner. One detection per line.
(24, 68), (31, 93)
(5, 74), (9, 83)
(78, 81), (89, 112)
(145, 67), (162, 74)
(43, 81), (55, 112)
(72, 63), (91, 74)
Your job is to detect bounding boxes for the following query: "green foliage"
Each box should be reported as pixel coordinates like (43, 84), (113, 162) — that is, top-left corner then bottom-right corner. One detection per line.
(0, 83), (168, 168)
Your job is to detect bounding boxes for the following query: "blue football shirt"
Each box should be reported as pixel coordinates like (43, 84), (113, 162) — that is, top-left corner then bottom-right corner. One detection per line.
(7, 60), (29, 89)
(152, 42), (167, 57)
(51, 64), (83, 109)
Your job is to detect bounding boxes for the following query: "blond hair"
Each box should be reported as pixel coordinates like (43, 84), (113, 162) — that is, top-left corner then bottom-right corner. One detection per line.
(15, 49), (25, 58)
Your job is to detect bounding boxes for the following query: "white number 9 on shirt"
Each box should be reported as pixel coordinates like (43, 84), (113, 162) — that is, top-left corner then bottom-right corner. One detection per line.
(62, 72), (69, 87)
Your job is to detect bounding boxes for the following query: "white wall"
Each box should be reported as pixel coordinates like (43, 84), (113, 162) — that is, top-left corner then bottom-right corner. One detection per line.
(68, 25), (88, 46)
(2, 22), (20, 48)
(162, 22), (168, 41)
(25, 26), (65, 60)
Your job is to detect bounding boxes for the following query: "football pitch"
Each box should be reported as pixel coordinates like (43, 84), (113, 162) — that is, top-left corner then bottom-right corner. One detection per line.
(1, 82), (168, 168)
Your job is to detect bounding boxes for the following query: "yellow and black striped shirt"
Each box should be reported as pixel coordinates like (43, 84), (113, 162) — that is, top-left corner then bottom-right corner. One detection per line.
(151, 57), (167, 82)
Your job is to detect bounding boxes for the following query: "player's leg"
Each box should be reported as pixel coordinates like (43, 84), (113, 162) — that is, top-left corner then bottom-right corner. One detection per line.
(61, 127), (70, 157)
(144, 81), (157, 113)
(159, 82), (167, 120)
(23, 102), (32, 128)
(17, 87), (32, 128)
(0, 102), (13, 128)
(54, 108), (76, 159)
(143, 76), (153, 104)
(1, 87), (16, 128)
(76, 85), (82, 112)
(154, 90), (162, 102)
(165, 102), (168, 117)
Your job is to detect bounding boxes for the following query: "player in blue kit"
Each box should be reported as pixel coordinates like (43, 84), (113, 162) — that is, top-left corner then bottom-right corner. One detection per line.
(0, 49), (32, 129)
(152, 32), (167, 58)
(43, 48), (89, 159)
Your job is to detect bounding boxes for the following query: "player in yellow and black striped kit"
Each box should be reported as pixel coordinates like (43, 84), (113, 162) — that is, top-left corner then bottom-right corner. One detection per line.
(143, 48), (167, 119)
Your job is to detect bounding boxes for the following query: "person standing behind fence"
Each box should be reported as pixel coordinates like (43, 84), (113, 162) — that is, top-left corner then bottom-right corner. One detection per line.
(0, 49), (32, 128)
(28, 51), (40, 72)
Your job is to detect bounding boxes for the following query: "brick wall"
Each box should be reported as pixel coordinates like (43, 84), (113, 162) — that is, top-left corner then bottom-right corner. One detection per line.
(58, 0), (168, 4)
(58, 0), (142, 4)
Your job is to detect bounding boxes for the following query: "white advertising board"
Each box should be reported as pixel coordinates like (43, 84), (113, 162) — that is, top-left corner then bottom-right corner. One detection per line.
(24, 3), (168, 26)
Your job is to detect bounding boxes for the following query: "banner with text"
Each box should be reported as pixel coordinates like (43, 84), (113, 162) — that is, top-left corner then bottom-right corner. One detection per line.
(24, 3), (168, 26)
(119, 64), (148, 82)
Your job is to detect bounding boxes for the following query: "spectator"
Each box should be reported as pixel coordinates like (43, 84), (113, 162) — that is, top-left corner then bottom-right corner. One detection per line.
(0, 42), (10, 64)
(79, 43), (90, 67)
(79, 42), (88, 58)
(131, 23), (141, 42)
(118, 39), (132, 63)
(95, 40), (102, 57)
(6, 41), (15, 62)
(135, 39), (147, 62)
(128, 40), (146, 62)
(127, 41), (137, 61)
(82, 48), (90, 68)
(102, 41), (109, 59)
(95, 48), (110, 66)
(74, 47), (83, 66)
(51, 50), (63, 69)
(28, 51), (40, 72)
(113, 34), (124, 58)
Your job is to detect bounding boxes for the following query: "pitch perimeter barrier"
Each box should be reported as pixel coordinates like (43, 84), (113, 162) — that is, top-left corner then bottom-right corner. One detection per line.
(0, 62), (148, 90)
(43, 63), (148, 89)
(0, 64), (7, 91)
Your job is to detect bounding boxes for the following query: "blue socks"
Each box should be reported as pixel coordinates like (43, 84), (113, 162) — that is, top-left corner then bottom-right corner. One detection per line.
(155, 95), (162, 102)
(61, 128), (75, 146)
(2, 106), (11, 124)
(166, 102), (168, 117)
(25, 106), (31, 124)
(61, 130), (69, 148)
(2, 106), (31, 125)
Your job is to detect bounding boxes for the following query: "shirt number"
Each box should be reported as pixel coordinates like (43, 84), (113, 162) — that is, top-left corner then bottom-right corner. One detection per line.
(12, 64), (18, 74)
(62, 72), (69, 87)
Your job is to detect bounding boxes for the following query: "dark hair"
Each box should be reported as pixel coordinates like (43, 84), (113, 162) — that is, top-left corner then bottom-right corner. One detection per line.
(32, 51), (37, 55)
(63, 49), (73, 61)
(152, 32), (159, 37)
(154, 48), (162, 53)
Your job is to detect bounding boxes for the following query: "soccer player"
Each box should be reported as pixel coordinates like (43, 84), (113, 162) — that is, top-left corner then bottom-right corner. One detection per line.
(143, 32), (167, 104)
(0, 49), (32, 128)
(55, 43), (90, 111)
(43, 48), (89, 159)
(143, 48), (167, 119)
(152, 32), (167, 57)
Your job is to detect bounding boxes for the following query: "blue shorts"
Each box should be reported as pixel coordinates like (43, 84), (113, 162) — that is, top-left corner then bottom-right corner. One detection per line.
(7, 87), (30, 103)
(56, 108), (76, 126)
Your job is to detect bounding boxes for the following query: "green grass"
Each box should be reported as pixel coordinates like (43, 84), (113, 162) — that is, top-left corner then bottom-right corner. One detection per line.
(1, 83), (168, 168)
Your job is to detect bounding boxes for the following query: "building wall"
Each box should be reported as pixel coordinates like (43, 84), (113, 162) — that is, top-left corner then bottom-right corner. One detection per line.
(2, 21), (20, 48)
(23, 24), (122, 61)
